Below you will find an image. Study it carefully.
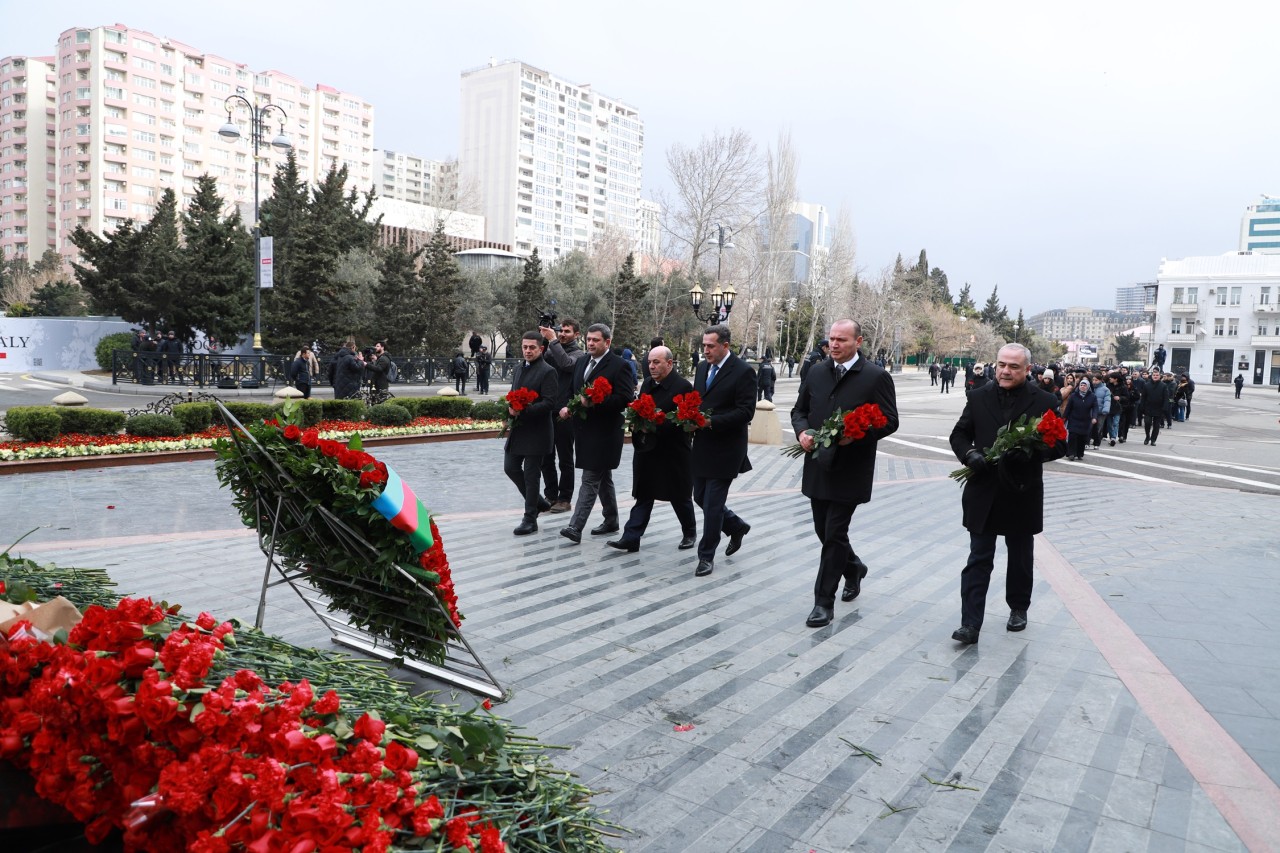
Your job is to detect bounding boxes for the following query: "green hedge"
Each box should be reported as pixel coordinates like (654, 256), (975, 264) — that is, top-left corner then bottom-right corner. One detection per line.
(172, 402), (214, 434)
(95, 332), (136, 372)
(418, 396), (474, 419)
(221, 402), (276, 426)
(4, 406), (63, 442)
(321, 399), (368, 422)
(56, 407), (127, 436)
(470, 401), (506, 421)
(285, 399), (325, 427)
(368, 402), (412, 426)
(387, 398), (418, 418)
(124, 413), (184, 438)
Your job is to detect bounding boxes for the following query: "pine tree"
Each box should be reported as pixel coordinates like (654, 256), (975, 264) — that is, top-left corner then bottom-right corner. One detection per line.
(929, 267), (952, 306)
(70, 220), (152, 327)
(611, 252), (648, 350)
(505, 248), (547, 346)
(179, 175), (254, 347)
(953, 282), (978, 318)
(371, 233), (425, 354)
(258, 150), (309, 345)
(418, 221), (463, 355)
(138, 189), (183, 334)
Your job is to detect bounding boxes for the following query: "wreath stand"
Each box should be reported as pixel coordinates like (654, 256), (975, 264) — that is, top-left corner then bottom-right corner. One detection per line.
(216, 404), (505, 701)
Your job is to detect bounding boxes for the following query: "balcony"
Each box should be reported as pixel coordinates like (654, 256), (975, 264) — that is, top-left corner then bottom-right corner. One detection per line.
(1250, 335), (1280, 347)
(1142, 302), (1157, 313)
(1253, 301), (1280, 314)
(1168, 302), (1201, 315)
(1165, 332), (1197, 344)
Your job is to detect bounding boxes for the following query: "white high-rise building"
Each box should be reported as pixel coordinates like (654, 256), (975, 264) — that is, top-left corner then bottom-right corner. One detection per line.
(459, 59), (643, 259)
(375, 149), (456, 209)
(2, 24), (375, 264)
(1240, 196), (1280, 254)
(0, 56), (57, 262)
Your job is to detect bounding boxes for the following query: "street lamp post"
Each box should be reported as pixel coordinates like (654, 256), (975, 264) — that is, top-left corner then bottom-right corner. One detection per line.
(217, 95), (291, 353)
(689, 223), (737, 325)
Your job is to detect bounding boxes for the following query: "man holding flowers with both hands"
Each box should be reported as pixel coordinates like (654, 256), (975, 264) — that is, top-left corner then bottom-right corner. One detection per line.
(790, 319), (900, 628)
(948, 342), (1067, 644)
(504, 332), (559, 536)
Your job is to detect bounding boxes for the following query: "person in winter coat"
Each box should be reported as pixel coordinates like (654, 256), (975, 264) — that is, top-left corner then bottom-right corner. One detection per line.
(1141, 368), (1173, 445)
(451, 351), (468, 394)
(1062, 378), (1098, 460)
(331, 340), (366, 399)
(1104, 374), (1127, 446)
(1090, 375), (1112, 448)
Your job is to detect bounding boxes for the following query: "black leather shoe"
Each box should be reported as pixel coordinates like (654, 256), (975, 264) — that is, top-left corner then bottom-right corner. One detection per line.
(725, 523), (751, 556)
(537, 498), (552, 513)
(694, 559), (713, 577)
(952, 626), (979, 644)
(841, 558), (869, 602)
(805, 605), (834, 628)
(513, 520), (538, 536)
(590, 523), (619, 536)
(606, 539), (638, 552)
(559, 527), (581, 544)
(1007, 610), (1028, 632)
(677, 535), (696, 550)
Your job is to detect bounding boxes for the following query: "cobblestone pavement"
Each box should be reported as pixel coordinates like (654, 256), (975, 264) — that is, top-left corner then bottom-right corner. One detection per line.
(5, 402), (1278, 851)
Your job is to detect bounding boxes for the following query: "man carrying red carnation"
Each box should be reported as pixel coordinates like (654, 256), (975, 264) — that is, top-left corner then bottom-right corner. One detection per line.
(790, 319), (899, 628)
(948, 342), (1067, 644)
(505, 332), (559, 535)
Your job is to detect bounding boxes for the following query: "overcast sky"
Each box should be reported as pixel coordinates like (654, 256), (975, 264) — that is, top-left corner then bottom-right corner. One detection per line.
(4, 0), (1276, 315)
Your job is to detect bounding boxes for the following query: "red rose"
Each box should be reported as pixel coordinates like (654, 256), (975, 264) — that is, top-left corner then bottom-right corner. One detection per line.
(318, 439), (342, 458)
(300, 428), (320, 449)
(282, 424), (301, 441)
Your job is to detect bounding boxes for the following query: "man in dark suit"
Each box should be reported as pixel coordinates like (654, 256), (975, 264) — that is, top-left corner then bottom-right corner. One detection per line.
(607, 346), (697, 553)
(690, 323), (756, 577)
(558, 323), (636, 543)
(790, 319), (899, 628)
(505, 332), (559, 535)
(949, 343), (1067, 643)
(539, 318), (587, 512)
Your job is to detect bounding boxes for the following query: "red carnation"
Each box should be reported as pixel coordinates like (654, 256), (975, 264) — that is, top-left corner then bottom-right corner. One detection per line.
(354, 712), (386, 744)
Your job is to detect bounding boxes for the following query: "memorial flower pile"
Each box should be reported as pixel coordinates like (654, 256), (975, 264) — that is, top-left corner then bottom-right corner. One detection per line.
(214, 404), (463, 659)
(567, 376), (612, 419)
(500, 387), (539, 437)
(669, 391), (708, 433)
(783, 402), (889, 458)
(949, 408), (1068, 484)
(624, 393), (665, 435)
(0, 556), (616, 852)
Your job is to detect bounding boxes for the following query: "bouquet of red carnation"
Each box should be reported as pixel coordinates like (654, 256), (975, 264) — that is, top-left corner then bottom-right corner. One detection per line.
(501, 387), (539, 436)
(669, 391), (709, 433)
(567, 376), (612, 419)
(949, 408), (1067, 485)
(624, 393), (666, 435)
(783, 402), (888, 459)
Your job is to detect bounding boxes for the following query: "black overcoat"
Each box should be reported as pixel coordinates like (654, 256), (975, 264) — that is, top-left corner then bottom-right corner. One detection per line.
(691, 352), (756, 480)
(504, 356), (558, 456)
(630, 374), (694, 502)
(790, 356), (899, 504)
(332, 349), (364, 399)
(569, 350), (636, 471)
(948, 380), (1066, 536)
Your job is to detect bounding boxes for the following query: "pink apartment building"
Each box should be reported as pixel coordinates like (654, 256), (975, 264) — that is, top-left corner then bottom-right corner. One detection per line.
(0, 23), (375, 265)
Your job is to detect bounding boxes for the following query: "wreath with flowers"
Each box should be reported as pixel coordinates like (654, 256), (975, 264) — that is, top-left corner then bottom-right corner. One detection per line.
(213, 401), (460, 663)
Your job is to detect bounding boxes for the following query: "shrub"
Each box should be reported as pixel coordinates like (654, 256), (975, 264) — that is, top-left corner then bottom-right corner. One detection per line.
(4, 406), (62, 442)
(124, 413), (184, 438)
(368, 403), (412, 426)
(172, 403), (214, 434)
(221, 402), (275, 427)
(418, 396), (474, 419)
(387, 398), (419, 418)
(321, 399), (368, 422)
(470, 401), (506, 421)
(56, 407), (126, 436)
(286, 399), (325, 427)
(95, 332), (136, 372)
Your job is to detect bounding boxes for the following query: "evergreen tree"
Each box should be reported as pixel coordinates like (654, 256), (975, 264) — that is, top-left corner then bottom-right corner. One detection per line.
(1012, 308), (1027, 343)
(505, 248), (547, 346)
(979, 285), (1004, 326)
(418, 221), (463, 355)
(258, 150), (309, 343)
(179, 175), (254, 347)
(70, 220), (153, 327)
(29, 280), (89, 316)
(953, 282), (978, 318)
(1113, 332), (1142, 363)
(929, 267), (951, 305)
(371, 233), (425, 353)
(611, 252), (649, 350)
(138, 189), (183, 333)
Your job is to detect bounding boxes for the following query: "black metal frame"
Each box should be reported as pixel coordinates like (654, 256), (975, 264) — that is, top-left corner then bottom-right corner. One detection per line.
(215, 402), (504, 700)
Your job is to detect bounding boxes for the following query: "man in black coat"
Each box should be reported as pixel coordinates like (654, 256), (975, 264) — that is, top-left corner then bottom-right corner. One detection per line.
(690, 323), (756, 577)
(607, 346), (696, 553)
(790, 319), (899, 628)
(558, 323), (636, 543)
(948, 343), (1067, 644)
(332, 341), (365, 399)
(368, 342), (392, 394)
(1141, 367), (1172, 446)
(505, 332), (559, 535)
(539, 318), (588, 512)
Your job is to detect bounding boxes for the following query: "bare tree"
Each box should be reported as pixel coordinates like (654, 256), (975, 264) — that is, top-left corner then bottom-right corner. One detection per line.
(808, 205), (857, 351)
(741, 131), (799, 356)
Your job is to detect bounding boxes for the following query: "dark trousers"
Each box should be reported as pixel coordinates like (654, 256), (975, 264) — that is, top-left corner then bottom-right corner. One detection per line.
(455, 374), (466, 393)
(542, 419), (575, 502)
(477, 370), (490, 394)
(1068, 432), (1089, 459)
(1144, 416), (1162, 444)
(810, 499), (860, 607)
(960, 531), (1034, 630)
(1118, 409), (1131, 441)
(692, 476), (747, 562)
(621, 495), (696, 544)
(504, 451), (544, 522)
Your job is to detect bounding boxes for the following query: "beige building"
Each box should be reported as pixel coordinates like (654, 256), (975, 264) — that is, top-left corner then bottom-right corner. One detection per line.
(0, 56), (57, 262)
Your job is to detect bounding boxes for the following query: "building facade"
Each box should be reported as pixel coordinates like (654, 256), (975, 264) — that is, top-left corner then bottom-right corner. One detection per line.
(375, 150), (456, 209)
(2, 24), (375, 264)
(0, 56), (57, 262)
(458, 59), (643, 259)
(1152, 251), (1280, 385)
(1240, 196), (1280, 254)
(786, 201), (830, 292)
(1027, 306), (1145, 353)
(1114, 283), (1153, 313)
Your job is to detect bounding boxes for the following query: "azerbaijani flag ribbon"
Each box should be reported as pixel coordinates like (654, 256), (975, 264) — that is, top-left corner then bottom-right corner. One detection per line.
(369, 464), (434, 553)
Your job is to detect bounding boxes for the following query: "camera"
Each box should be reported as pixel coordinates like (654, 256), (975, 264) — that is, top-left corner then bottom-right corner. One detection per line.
(538, 307), (558, 328)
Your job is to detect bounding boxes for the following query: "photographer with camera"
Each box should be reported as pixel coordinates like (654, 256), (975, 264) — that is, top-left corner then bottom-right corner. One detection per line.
(539, 315), (587, 513)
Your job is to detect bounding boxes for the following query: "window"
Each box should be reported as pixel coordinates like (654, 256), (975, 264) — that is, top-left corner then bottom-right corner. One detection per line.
(133, 38), (155, 52)
(1216, 289), (1228, 306)
(1213, 318), (1225, 336)
(1228, 319), (1239, 336)
(1170, 317), (1183, 334)
(1259, 323), (1271, 336)
(1187, 287), (1198, 303)
(133, 130), (156, 143)
(1261, 287), (1272, 305)
(132, 57), (156, 71)
(135, 76), (156, 90)
(1230, 287), (1242, 306)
